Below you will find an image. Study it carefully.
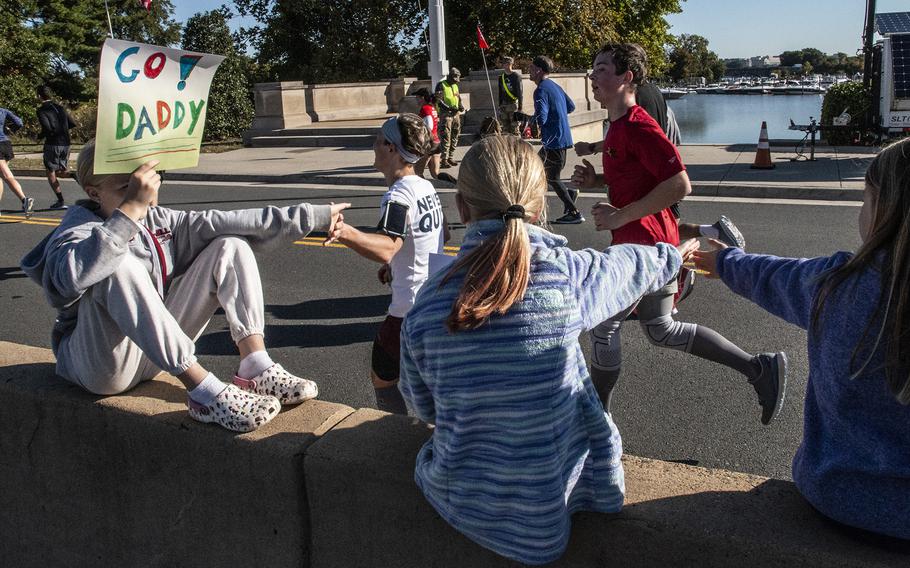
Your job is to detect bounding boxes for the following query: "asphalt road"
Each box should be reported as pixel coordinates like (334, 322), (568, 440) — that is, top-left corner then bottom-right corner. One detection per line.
(0, 176), (863, 480)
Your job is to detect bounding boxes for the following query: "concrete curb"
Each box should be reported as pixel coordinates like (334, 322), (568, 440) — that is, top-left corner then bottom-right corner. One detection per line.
(12, 168), (863, 202)
(2, 341), (907, 567)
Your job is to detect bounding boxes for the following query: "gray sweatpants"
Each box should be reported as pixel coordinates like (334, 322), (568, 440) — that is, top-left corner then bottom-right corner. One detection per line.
(58, 236), (264, 395)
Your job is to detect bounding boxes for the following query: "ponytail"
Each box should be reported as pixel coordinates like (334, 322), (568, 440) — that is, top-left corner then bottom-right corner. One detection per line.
(443, 212), (531, 332)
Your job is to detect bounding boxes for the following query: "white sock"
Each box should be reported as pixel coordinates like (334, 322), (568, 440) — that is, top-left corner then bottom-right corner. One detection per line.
(188, 373), (227, 405)
(237, 350), (275, 379)
(699, 225), (720, 239)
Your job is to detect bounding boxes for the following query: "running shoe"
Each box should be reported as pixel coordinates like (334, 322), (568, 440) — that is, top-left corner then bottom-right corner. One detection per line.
(233, 363), (318, 406)
(677, 266), (696, 304)
(22, 197), (34, 218)
(49, 199), (67, 210)
(187, 383), (281, 433)
(751, 352), (788, 425)
(712, 216), (745, 249)
(552, 211), (585, 224)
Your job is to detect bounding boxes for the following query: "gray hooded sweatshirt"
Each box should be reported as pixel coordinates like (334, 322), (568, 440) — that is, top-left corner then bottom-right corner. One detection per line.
(21, 202), (331, 359)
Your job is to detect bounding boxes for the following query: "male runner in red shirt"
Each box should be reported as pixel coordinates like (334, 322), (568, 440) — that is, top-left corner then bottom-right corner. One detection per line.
(571, 43), (786, 425)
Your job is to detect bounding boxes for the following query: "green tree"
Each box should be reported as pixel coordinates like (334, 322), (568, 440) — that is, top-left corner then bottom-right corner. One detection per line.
(234, 0), (425, 82)
(667, 34), (724, 83)
(11, 0), (180, 102)
(441, 0), (680, 75)
(0, 5), (51, 133)
(183, 9), (254, 141)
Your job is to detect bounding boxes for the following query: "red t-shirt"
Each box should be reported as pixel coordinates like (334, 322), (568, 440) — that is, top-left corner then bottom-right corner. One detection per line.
(420, 104), (440, 143)
(601, 105), (685, 246)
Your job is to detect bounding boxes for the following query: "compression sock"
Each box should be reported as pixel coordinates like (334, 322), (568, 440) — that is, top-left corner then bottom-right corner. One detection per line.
(237, 350), (275, 379)
(689, 326), (762, 380)
(188, 373), (228, 405)
(590, 366), (621, 414)
(375, 385), (407, 415)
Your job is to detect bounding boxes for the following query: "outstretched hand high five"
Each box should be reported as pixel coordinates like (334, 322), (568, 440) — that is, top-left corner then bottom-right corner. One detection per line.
(324, 202), (351, 245)
(692, 238), (728, 278)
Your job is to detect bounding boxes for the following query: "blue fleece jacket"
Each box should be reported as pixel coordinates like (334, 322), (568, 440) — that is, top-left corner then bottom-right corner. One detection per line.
(0, 108), (23, 143)
(532, 78), (574, 149)
(717, 247), (910, 540)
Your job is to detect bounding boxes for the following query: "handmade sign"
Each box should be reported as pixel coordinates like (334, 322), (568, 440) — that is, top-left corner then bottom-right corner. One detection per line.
(94, 38), (224, 173)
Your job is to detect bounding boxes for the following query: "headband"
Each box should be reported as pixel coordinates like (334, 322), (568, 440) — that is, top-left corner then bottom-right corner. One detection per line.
(381, 117), (421, 164)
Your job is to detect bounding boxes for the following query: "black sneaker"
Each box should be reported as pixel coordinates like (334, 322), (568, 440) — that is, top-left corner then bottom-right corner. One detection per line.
(712, 215), (745, 248)
(751, 352), (788, 425)
(552, 211), (585, 225)
(49, 199), (67, 210)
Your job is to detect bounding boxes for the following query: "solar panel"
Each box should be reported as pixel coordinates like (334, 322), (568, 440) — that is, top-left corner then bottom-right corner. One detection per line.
(876, 12), (910, 35)
(894, 34), (910, 100)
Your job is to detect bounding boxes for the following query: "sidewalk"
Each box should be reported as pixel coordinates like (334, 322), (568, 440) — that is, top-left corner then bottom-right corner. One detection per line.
(14, 143), (876, 201)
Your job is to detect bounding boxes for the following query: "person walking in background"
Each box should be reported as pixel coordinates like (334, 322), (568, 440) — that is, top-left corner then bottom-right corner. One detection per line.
(693, 137), (910, 545)
(413, 88), (457, 185)
(399, 135), (692, 564)
(36, 85), (76, 209)
(0, 106), (34, 217)
(528, 55), (582, 224)
(497, 56), (523, 135)
(572, 43), (787, 424)
(434, 68), (464, 168)
(20, 141), (349, 433)
(326, 114), (444, 415)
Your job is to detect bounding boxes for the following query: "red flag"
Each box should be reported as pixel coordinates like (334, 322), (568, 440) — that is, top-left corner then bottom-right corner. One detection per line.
(476, 25), (489, 50)
(140, 0), (151, 11)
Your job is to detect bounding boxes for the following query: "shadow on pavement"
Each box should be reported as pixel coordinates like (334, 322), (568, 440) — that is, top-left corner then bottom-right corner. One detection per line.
(268, 295), (388, 320)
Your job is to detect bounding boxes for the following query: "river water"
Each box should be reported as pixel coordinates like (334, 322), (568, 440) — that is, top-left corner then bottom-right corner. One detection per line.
(667, 93), (824, 144)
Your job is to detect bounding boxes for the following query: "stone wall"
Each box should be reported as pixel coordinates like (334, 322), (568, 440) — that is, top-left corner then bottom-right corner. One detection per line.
(1, 341), (907, 567)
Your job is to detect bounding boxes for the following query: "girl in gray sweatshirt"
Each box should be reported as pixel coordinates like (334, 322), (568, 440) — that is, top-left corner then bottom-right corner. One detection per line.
(21, 141), (349, 433)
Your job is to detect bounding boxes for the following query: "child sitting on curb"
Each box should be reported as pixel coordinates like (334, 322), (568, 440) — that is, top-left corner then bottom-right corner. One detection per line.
(21, 140), (349, 433)
(693, 137), (910, 544)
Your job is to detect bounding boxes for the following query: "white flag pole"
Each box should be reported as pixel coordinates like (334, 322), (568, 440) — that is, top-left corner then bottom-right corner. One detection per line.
(478, 30), (498, 123)
(104, 0), (114, 38)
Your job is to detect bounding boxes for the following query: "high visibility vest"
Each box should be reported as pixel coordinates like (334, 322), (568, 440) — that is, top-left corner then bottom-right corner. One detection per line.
(500, 73), (518, 102)
(438, 81), (460, 110)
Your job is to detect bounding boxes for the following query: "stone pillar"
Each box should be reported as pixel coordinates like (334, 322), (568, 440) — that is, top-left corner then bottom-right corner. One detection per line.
(250, 82), (312, 130)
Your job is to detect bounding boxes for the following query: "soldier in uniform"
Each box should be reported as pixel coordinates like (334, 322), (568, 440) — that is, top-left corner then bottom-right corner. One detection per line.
(498, 56), (523, 135)
(434, 68), (464, 168)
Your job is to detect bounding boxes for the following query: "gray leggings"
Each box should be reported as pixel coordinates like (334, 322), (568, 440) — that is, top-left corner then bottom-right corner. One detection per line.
(57, 236), (265, 395)
(590, 280), (760, 380)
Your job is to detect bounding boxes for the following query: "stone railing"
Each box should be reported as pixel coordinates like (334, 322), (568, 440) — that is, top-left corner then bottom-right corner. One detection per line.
(1, 340), (906, 567)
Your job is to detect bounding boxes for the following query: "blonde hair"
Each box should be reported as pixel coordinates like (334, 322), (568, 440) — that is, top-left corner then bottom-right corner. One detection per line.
(442, 135), (548, 332)
(75, 139), (108, 189)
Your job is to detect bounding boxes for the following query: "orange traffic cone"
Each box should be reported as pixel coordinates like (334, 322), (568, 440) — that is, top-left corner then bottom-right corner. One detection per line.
(751, 121), (775, 169)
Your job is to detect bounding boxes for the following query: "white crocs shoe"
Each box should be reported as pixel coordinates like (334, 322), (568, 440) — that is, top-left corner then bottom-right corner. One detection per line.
(232, 363), (318, 406)
(187, 384), (281, 433)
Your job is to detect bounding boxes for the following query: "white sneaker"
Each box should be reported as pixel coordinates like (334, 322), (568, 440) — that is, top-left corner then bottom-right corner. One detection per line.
(233, 363), (318, 405)
(187, 384), (281, 433)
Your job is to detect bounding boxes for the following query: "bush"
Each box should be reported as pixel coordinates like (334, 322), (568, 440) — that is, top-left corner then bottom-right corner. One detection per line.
(821, 81), (870, 145)
(182, 10), (254, 142)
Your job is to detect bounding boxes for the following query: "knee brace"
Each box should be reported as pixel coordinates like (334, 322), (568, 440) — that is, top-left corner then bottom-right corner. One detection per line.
(590, 321), (623, 371)
(640, 315), (696, 352)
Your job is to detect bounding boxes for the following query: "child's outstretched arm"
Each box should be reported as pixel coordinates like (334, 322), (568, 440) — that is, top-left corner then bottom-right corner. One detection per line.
(568, 240), (691, 331)
(693, 239), (851, 330)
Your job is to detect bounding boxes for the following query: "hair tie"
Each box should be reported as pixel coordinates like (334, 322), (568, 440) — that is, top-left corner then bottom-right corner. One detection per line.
(501, 204), (525, 221)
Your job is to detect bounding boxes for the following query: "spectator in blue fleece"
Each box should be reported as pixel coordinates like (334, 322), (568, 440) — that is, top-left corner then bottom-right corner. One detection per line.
(694, 137), (910, 543)
(399, 135), (697, 564)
